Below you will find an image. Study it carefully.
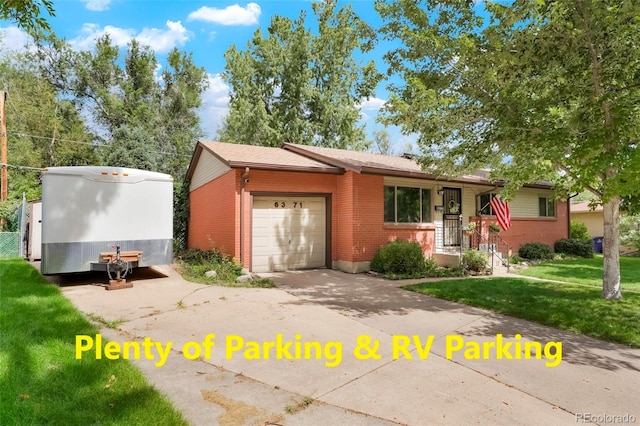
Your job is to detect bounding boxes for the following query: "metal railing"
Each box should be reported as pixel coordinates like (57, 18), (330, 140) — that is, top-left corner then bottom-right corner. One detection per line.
(462, 228), (511, 273)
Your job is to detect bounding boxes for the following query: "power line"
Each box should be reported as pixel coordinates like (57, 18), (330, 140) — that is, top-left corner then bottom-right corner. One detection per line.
(6, 130), (194, 158)
(7, 130), (106, 146)
(0, 163), (43, 171)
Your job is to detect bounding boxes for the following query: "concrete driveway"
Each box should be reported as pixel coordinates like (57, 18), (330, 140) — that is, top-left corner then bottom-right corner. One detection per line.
(59, 266), (640, 425)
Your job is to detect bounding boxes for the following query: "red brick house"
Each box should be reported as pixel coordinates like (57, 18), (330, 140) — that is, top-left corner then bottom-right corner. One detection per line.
(186, 141), (569, 273)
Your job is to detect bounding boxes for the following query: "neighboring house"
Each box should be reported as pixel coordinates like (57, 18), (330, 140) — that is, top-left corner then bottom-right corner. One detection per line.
(186, 141), (569, 273)
(570, 201), (633, 254)
(570, 201), (604, 239)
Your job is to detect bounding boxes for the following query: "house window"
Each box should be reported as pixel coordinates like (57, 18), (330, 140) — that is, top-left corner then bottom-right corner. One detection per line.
(539, 197), (555, 217)
(384, 186), (431, 223)
(479, 193), (497, 215)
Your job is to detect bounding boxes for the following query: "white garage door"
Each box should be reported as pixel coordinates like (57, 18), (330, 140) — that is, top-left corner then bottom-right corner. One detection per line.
(252, 196), (327, 272)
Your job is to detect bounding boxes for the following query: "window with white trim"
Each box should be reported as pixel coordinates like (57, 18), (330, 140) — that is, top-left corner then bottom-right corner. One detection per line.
(384, 186), (431, 223)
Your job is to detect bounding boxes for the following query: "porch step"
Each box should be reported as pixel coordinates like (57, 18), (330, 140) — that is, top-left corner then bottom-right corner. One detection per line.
(491, 262), (510, 276)
(433, 252), (461, 268)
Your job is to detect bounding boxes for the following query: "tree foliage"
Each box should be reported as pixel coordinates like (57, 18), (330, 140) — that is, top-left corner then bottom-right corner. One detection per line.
(376, 0), (640, 299)
(620, 216), (640, 253)
(0, 35), (208, 244)
(33, 34), (209, 181)
(220, 0), (382, 149)
(0, 48), (96, 205)
(371, 129), (392, 155)
(0, 0), (55, 35)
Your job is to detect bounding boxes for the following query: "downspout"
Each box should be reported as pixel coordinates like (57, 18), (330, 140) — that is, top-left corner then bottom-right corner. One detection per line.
(568, 192), (579, 238)
(240, 167), (250, 266)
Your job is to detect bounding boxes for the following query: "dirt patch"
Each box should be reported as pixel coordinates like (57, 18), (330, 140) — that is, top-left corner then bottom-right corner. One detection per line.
(201, 389), (284, 426)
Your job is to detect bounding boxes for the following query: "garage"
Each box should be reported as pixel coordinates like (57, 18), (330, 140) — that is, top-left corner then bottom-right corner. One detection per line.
(252, 196), (327, 272)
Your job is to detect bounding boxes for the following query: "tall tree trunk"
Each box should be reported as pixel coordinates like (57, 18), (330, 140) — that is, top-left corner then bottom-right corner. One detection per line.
(602, 196), (622, 299)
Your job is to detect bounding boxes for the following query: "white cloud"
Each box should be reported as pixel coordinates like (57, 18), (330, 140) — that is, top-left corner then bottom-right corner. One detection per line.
(358, 97), (386, 111)
(137, 21), (191, 52)
(188, 3), (261, 26)
(82, 0), (111, 12)
(69, 21), (191, 53)
(70, 23), (133, 50)
(357, 97), (386, 120)
(199, 74), (231, 138)
(0, 26), (32, 54)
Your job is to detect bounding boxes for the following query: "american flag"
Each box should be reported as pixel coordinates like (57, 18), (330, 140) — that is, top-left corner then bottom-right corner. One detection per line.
(490, 196), (511, 231)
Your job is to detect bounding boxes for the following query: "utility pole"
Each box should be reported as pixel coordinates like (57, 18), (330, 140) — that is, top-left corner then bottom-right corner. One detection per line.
(1, 90), (7, 203)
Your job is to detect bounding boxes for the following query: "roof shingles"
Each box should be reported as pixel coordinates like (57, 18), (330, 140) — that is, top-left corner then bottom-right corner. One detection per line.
(284, 143), (425, 175)
(199, 141), (341, 173)
(192, 140), (553, 189)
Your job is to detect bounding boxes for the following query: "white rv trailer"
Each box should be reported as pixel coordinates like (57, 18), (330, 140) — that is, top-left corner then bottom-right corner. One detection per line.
(40, 166), (173, 275)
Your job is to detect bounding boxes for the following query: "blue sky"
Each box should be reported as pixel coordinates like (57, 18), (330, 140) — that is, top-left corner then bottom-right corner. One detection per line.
(0, 0), (417, 153)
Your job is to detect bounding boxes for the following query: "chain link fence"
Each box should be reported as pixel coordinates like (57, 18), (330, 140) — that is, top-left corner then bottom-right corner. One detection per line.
(0, 194), (28, 258)
(0, 232), (20, 257)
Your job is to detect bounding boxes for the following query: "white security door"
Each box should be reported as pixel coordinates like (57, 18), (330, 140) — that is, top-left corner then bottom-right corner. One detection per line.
(252, 197), (326, 272)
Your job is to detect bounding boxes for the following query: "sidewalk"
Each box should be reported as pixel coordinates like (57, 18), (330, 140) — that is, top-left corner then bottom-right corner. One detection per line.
(59, 266), (640, 425)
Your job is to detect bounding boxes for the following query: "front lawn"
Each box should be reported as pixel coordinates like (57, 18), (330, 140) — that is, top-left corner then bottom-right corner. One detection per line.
(0, 259), (188, 425)
(512, 255), (640, 292)
(405, 277), (640, 348)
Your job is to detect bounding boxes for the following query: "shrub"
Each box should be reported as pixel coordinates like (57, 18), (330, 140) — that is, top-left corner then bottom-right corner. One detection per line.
(518, 242), (554, 260)
(462, 249), (490, 273)
(179, 248), (225, 264)
(620, 215), (640, 252)
(570, 220), (591, 241)
(177, 248), (243, 283)
(423, 258), (439, 275)
(509, 255), (522, 265)
(554, 238), (594, 258)
(370, 239), (426, 275)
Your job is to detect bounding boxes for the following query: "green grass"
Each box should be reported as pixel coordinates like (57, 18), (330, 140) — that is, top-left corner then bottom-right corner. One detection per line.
(0, 259), (188, 425)
(513, 255), (640, 292)
(405, 277), (640, 348)
(84, 312), (127, 329)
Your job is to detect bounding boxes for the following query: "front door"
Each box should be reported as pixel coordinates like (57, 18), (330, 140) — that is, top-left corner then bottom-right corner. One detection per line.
(442, 187), (462, 247)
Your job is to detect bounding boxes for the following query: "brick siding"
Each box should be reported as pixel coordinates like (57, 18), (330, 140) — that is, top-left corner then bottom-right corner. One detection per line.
(190, 167), (566, 271)
(471, 199), (569, 252)
(188, 170), (238, 255)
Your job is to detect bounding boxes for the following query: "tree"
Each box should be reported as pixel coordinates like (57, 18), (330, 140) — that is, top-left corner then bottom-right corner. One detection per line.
(1, 0), (55, 34)
(102, 125), (158, 171)
(0, 47), (96, 202)
(220, 0), (382, 150)
(33, 34), (209, 248)
(371, 130), (392, 155)
(34, 34), (209, 181)
(375, 0), (640, 299)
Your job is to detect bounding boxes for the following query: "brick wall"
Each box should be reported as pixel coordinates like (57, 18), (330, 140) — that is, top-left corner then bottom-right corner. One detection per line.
(335, 172), (355, 262)
(471, 200), (570, 252)
(188, 170), (238, 256)
(185, 168), (574, 271)
(339, 172), (436, 264)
